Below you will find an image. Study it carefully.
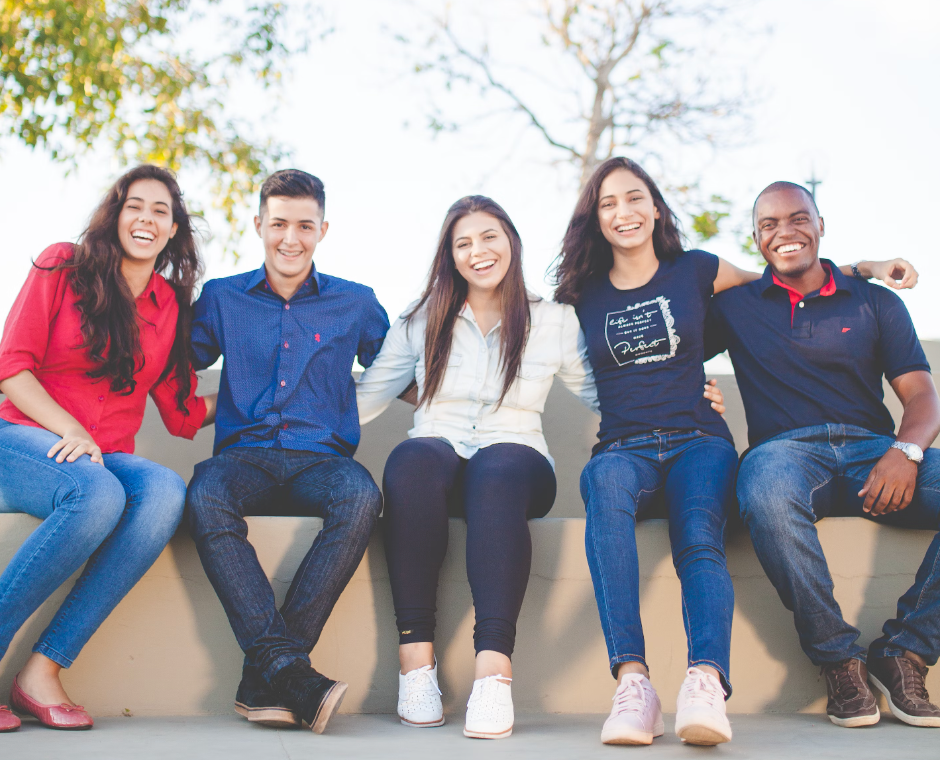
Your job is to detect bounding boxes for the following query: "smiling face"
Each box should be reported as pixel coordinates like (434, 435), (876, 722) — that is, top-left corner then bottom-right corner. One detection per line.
(255, 195), (328, 289)
(116, 179), (178, 264)
(597, 168), (660, 257)
(451, 211), (513, 297)
(753, 187), (825, 278)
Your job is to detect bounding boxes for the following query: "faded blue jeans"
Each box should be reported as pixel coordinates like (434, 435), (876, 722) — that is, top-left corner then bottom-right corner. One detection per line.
(0, 420), (186, 667)
(582, 429), (737, 694)
(186, 447), (382, 684)
(738, 424), (940, 666)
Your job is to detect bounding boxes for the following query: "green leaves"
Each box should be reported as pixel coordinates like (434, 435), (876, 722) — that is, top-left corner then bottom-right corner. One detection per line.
(1, 0), (319, 255)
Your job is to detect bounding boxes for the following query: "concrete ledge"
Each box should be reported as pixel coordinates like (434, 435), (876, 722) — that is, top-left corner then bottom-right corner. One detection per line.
(0, 514), (936, 716)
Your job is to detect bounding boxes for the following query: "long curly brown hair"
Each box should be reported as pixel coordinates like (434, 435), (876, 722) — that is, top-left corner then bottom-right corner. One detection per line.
(551, 157), (685, 305)
(39, 165), (204, 412)
(407, 195), (533, 409)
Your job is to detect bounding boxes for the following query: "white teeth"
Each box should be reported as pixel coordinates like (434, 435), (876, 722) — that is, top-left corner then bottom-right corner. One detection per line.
(776, 243), (804, 253)
(131, 231), (154, 241)
(616, 223), (641, 232)
(472, 261), (495, 271)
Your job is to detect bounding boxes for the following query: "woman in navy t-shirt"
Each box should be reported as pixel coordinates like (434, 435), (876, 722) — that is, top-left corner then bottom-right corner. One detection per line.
(551, 157), (905, 747)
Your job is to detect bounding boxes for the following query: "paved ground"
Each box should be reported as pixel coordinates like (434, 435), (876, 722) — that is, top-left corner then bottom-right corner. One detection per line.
(1, 713), (938, 760)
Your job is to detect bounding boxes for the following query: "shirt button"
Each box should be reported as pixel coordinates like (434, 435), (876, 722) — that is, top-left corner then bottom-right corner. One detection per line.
(280, 380), (286, 387)
(285, 303), (290, 310)
(90, 425), (97, 431)
(798, 302), (805, 308)
(283, 423), (289, 430)
(98, 395), (104, 402)
(284, 342), (289, 348)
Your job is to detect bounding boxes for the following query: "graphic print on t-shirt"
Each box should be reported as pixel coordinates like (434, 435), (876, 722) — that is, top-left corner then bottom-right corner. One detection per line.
(605, 296), (679, 366)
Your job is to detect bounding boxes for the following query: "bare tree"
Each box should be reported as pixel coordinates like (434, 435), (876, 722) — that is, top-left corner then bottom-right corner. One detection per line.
(396, 0), (753, 240)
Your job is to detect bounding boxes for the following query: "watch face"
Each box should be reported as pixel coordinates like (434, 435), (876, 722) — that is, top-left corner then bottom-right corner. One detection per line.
(898, 442), (923, 461)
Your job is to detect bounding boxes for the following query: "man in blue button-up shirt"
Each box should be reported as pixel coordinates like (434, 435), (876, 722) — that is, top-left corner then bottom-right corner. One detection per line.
(186, 169), (389, 733)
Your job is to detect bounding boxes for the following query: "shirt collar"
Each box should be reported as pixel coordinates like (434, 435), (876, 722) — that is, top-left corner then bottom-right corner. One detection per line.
(761, 258), (848, 299)
(136, 269), (163, 308)
(246, 263), (321, 296)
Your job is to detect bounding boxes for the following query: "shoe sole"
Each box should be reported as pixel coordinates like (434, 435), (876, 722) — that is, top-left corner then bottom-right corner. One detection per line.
(869, 674), (941, 728)
(601, 720), (664, 745)
(827, 705), (880, 728)
(463, 726), (512, 739)
(400, 716), (445, 728)
(234, 701), (302, 728)
(308, 681), (348, 735)
(676, 723), (731, 746)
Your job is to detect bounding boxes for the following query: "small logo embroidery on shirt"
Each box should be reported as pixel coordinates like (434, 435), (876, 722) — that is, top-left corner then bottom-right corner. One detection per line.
(315, 333), (321, 342)
(842, 328), (851, 333)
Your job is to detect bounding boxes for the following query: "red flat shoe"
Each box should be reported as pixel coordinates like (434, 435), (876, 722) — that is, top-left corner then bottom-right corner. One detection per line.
(10, 677), (93, 730)
(0, 704), (20, 732)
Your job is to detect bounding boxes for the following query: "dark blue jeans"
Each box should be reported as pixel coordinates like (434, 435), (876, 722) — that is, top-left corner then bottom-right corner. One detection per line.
(187, 447), (381, 683)
(738, 424), (940, 666)
(582, 430), (737, 693)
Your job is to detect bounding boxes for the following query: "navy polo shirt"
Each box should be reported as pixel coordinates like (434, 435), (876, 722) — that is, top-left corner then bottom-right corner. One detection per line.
(706, 259), (930, 447)
(191, 264), (390, 456)
(576, 249), (732, 453)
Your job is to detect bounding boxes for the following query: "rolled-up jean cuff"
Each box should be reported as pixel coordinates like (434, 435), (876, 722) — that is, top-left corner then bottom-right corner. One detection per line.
(691, 658), (732, 699)
(32, 643), (73, 669)
(870, 641), (939, 667)
(609, 653), (648, 679)
(265, 653), (312, 685)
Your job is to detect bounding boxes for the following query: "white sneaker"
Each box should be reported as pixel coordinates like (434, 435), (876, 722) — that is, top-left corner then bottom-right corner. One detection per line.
(674, 667), (732, 745)
(463, 675), (513, 739)
(601, 673), (665, 745)
(398, 662), (444, 728)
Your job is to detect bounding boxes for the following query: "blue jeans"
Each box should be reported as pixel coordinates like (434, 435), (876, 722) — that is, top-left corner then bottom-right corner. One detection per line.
(186, 447), (381, 683)
(582, 430), (737, 693)
(0, 420), (186, 667)
(737, 424), (940, 666)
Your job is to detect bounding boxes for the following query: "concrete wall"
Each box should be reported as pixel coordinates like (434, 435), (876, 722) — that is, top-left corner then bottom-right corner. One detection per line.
(0, 341), (938, 716)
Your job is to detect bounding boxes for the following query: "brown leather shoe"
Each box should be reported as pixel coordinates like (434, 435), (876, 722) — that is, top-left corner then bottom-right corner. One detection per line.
(868, 655), (940, 727)
(821, 658), (880, 727)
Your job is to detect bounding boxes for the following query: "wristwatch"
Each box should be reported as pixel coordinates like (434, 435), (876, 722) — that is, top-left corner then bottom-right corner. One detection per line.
(890, 441), (924, 463)
(850, 261), (868, 280)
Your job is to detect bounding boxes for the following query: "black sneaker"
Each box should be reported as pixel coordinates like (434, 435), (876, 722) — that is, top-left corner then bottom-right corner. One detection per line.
(868, 655), (940, 727)
(234, 662), (301, 728)
(271, 660), (348, 734)
(821, 658), (880, 727)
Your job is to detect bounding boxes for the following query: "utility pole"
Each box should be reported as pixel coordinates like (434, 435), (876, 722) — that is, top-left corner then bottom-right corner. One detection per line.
(806, 168), (822, 201)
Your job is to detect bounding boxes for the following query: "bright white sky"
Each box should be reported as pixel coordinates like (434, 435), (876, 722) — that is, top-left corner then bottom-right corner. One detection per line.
(1, 0), (938, 353)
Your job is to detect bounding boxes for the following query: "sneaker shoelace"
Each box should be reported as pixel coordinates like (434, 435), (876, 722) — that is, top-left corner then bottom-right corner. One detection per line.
(612, 678), (647, 715)
(681, 669), (721, 707)
(405, 665), (442, 698)
(825, 661), (861, 700)
(897, 658), (931, 702)
(467, 675), (511, 711)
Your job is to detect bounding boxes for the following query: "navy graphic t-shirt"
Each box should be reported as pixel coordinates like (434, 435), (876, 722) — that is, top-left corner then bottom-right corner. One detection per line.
(575, 249), (732, 453)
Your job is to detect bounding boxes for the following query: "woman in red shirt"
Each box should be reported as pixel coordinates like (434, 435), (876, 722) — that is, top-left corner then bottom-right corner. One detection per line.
(0, 165), (215, 732)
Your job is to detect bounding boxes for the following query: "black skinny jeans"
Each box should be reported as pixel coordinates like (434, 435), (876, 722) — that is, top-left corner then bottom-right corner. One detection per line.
(382, 438), (556, 658)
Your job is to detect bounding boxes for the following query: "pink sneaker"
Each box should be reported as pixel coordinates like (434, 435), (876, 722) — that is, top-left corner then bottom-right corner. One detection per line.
(601, 673), (664, 745)
(675, 667), (732, 745)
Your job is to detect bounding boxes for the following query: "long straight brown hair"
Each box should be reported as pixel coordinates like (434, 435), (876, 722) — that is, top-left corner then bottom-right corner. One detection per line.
(407, 195), (532, 408)
(551, 157), (685, 305)
(39, 165), (204, 412)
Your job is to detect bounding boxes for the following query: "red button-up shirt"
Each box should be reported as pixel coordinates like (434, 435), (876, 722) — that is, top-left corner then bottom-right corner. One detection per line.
(0, 243), (206, 453)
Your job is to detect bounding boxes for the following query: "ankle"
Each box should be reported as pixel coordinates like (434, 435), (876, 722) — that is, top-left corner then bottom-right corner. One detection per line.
(616, 661), (649, 681)
(399, 643), (435, 675)
(474, 650), (512, 683)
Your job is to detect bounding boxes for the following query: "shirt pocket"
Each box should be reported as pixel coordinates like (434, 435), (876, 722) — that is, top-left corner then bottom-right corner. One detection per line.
(439, 353), (464, 397)
(509, 360), (554, 409)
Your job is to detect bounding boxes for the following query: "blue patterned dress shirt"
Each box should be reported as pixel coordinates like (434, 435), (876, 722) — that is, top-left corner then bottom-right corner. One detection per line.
(191, 264), (390, 456)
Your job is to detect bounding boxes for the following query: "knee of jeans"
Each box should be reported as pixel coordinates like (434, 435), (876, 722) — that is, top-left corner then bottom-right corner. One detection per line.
(185, 471), (233, 538)
(336, 471), (383, 520)
(62, 467), (127, 540)
(140, 468), (187, 531)
(737, 447), (797, 521)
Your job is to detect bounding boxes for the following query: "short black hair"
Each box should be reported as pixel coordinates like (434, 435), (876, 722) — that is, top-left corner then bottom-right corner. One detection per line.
(259, 169), (326, 216)
(752, 181), (819, 225)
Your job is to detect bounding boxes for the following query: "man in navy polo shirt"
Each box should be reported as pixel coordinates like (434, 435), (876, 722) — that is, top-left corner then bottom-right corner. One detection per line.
(186, 169), (389, 733)
(707, 182), (939, 729)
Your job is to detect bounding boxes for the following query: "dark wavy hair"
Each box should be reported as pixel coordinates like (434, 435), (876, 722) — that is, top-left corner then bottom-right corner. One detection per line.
(39, 165), (204, 412)
(407, 195), (533, 409)
(552, 157), (685, 305)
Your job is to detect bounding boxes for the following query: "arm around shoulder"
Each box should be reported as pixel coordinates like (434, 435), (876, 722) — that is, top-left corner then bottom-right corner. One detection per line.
(555, 304), (599, 415)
